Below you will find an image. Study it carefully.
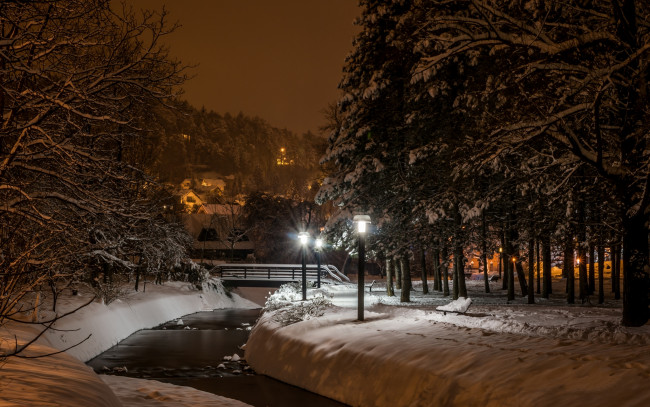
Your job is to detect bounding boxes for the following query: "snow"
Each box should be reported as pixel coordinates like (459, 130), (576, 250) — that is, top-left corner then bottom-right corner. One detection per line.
(436, 296), (472, 313)
(101, 375), (249, 407)
(5, 270), (650, 406)
(0, 278), (256, 407)
(246, 279), (650, 407)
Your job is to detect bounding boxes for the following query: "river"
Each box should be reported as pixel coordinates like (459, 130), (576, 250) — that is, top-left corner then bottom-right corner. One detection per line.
(87, 308), (347, 407)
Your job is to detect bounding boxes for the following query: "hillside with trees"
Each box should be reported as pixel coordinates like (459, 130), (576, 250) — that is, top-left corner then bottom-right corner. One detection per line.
(143, 100), (327, 199)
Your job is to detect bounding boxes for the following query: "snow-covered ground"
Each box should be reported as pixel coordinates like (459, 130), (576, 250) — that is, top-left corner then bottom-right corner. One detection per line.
(0, 278), (257, 407)
(3, 269), (649, 406)
(246, 277), (650, 407)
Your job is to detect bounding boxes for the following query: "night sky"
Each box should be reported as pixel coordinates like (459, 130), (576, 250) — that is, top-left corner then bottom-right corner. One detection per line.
(124, 0), (360, 135)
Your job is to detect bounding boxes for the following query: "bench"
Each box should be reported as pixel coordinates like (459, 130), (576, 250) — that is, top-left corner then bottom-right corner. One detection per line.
(364, 280), (376, 292)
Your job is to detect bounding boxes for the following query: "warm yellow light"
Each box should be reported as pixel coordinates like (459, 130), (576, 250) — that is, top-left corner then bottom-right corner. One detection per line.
(499, 247), (503, 253)
(512, 257), (516, 263)
(280, 147), (285, 153)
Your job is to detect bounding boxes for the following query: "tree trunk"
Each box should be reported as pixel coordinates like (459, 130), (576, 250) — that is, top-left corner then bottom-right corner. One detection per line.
(481, 213), (490, 293)
(598, 244), (605, 304)
(515, 261), (528, 297)
(433, 246), (440, 292)
(527, 239), (534, 304)
(452, 253), (459, 300)
(610, 245), (616, 293)
(542, 234), (552, 298)
(385, 255), (394, 297)
(588, 244), (596, 295)
(577, 196), (588, 302)
(420, 249), (429, 294)
(400, 256), (411, 303)
(505, 222), (515, 301)
(565, 239), (575, 304)
(502, 229), (508, 290)
(507, 255), (515, 301)
(395, 256), (402, 290)
(579, 250), (588, 303)
(614, 245), (621, 300)
(536, 239), (541, 294)
(455, 248), (468, 298)
(621, 215), (649, 326)
(442, 247), (450, 296)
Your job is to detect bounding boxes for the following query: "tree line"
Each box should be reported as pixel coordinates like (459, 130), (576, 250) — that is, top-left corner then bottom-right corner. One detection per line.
(145, 100), (327, 198)
(0, 0), (195, 359)
(317, 0), (650, 326)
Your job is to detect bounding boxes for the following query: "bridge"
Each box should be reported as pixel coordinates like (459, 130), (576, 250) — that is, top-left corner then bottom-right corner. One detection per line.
(213, 263), (350, 287)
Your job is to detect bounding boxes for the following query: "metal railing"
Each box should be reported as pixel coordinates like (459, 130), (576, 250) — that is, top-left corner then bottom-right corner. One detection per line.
(214, 263), (349, 283)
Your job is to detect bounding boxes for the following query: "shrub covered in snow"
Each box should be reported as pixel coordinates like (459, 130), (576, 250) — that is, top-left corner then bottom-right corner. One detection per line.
(263, 283), (333, 326)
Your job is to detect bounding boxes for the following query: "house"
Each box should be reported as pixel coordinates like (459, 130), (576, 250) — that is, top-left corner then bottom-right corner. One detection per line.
(197, 203), (241, 217)
(200, 178), (226, 191)
(182, 212), (254, 260)
(180, 179), (192, 190)
(179, 190), (203, 212)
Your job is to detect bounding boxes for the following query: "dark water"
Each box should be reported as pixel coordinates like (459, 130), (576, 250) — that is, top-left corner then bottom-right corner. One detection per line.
(87, 309), (347, 407)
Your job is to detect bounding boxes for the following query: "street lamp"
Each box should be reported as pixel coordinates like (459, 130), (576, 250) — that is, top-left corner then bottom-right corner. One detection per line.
(498, 247), (502, 279)
(298, 231), (309, 301)
(315, 237), (323, 289)
(353, 214), (370, 321)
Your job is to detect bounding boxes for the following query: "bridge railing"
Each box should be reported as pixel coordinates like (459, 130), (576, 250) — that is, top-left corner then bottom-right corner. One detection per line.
(214, 263), (348, 282)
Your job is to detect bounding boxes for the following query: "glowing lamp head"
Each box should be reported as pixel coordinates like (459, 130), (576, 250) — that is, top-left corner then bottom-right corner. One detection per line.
(512, 257), (516, 263)
(353, 214), (371, 234)
(499, 247), (503, 253)
(315, 238), (323, 250)
(298, 232), (309, 246)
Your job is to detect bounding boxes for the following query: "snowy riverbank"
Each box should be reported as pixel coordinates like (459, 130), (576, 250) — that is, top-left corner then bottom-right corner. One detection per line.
(0, 278), (258, 406)
(246, 281), (650, 407)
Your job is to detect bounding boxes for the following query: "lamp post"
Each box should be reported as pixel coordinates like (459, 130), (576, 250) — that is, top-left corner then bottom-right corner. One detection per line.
(298, 232), (309, 301)
(498, 247), (503, 279)
(353, 214), (370, 321)
(315, 237), (323, 289)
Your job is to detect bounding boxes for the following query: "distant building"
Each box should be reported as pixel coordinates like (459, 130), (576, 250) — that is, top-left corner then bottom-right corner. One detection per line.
(179, 190), (203, 212)
(200, 178), (226, 191)
(180, 179), (192, 190)
(182, 210), (254, 260)
(197, 203), (240, 216)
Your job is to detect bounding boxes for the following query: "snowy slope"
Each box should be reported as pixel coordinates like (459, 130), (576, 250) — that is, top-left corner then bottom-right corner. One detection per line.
(246, 282), (650, 407)
(0, 278), (256, 407)
(41, 279), (258, 362)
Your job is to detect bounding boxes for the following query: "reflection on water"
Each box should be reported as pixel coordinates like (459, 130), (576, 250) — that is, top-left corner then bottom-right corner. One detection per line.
(87, 309), (347, 407)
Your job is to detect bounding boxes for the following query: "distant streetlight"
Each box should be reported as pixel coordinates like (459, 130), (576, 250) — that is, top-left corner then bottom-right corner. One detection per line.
(315, 237), (323, 289)
(498, 247), (503, 279)
(298, 232), (310, 301)
(353, 214), (371, 321)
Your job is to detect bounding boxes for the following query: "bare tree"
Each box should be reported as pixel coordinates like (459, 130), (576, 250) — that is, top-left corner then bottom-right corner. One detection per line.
(0, 0), (187, 357)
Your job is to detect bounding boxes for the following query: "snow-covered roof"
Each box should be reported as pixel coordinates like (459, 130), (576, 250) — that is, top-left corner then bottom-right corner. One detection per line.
(198, 203), (241, 216)
(200, 178), (226, 190)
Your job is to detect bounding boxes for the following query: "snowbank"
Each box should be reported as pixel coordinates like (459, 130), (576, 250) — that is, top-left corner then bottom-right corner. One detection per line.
(1, 278), (257, 407)
(101, 375), (251, 407)
(246, 283), (650, 407)
(43, 279), (258, 362)
(0, 324), (122, 407)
